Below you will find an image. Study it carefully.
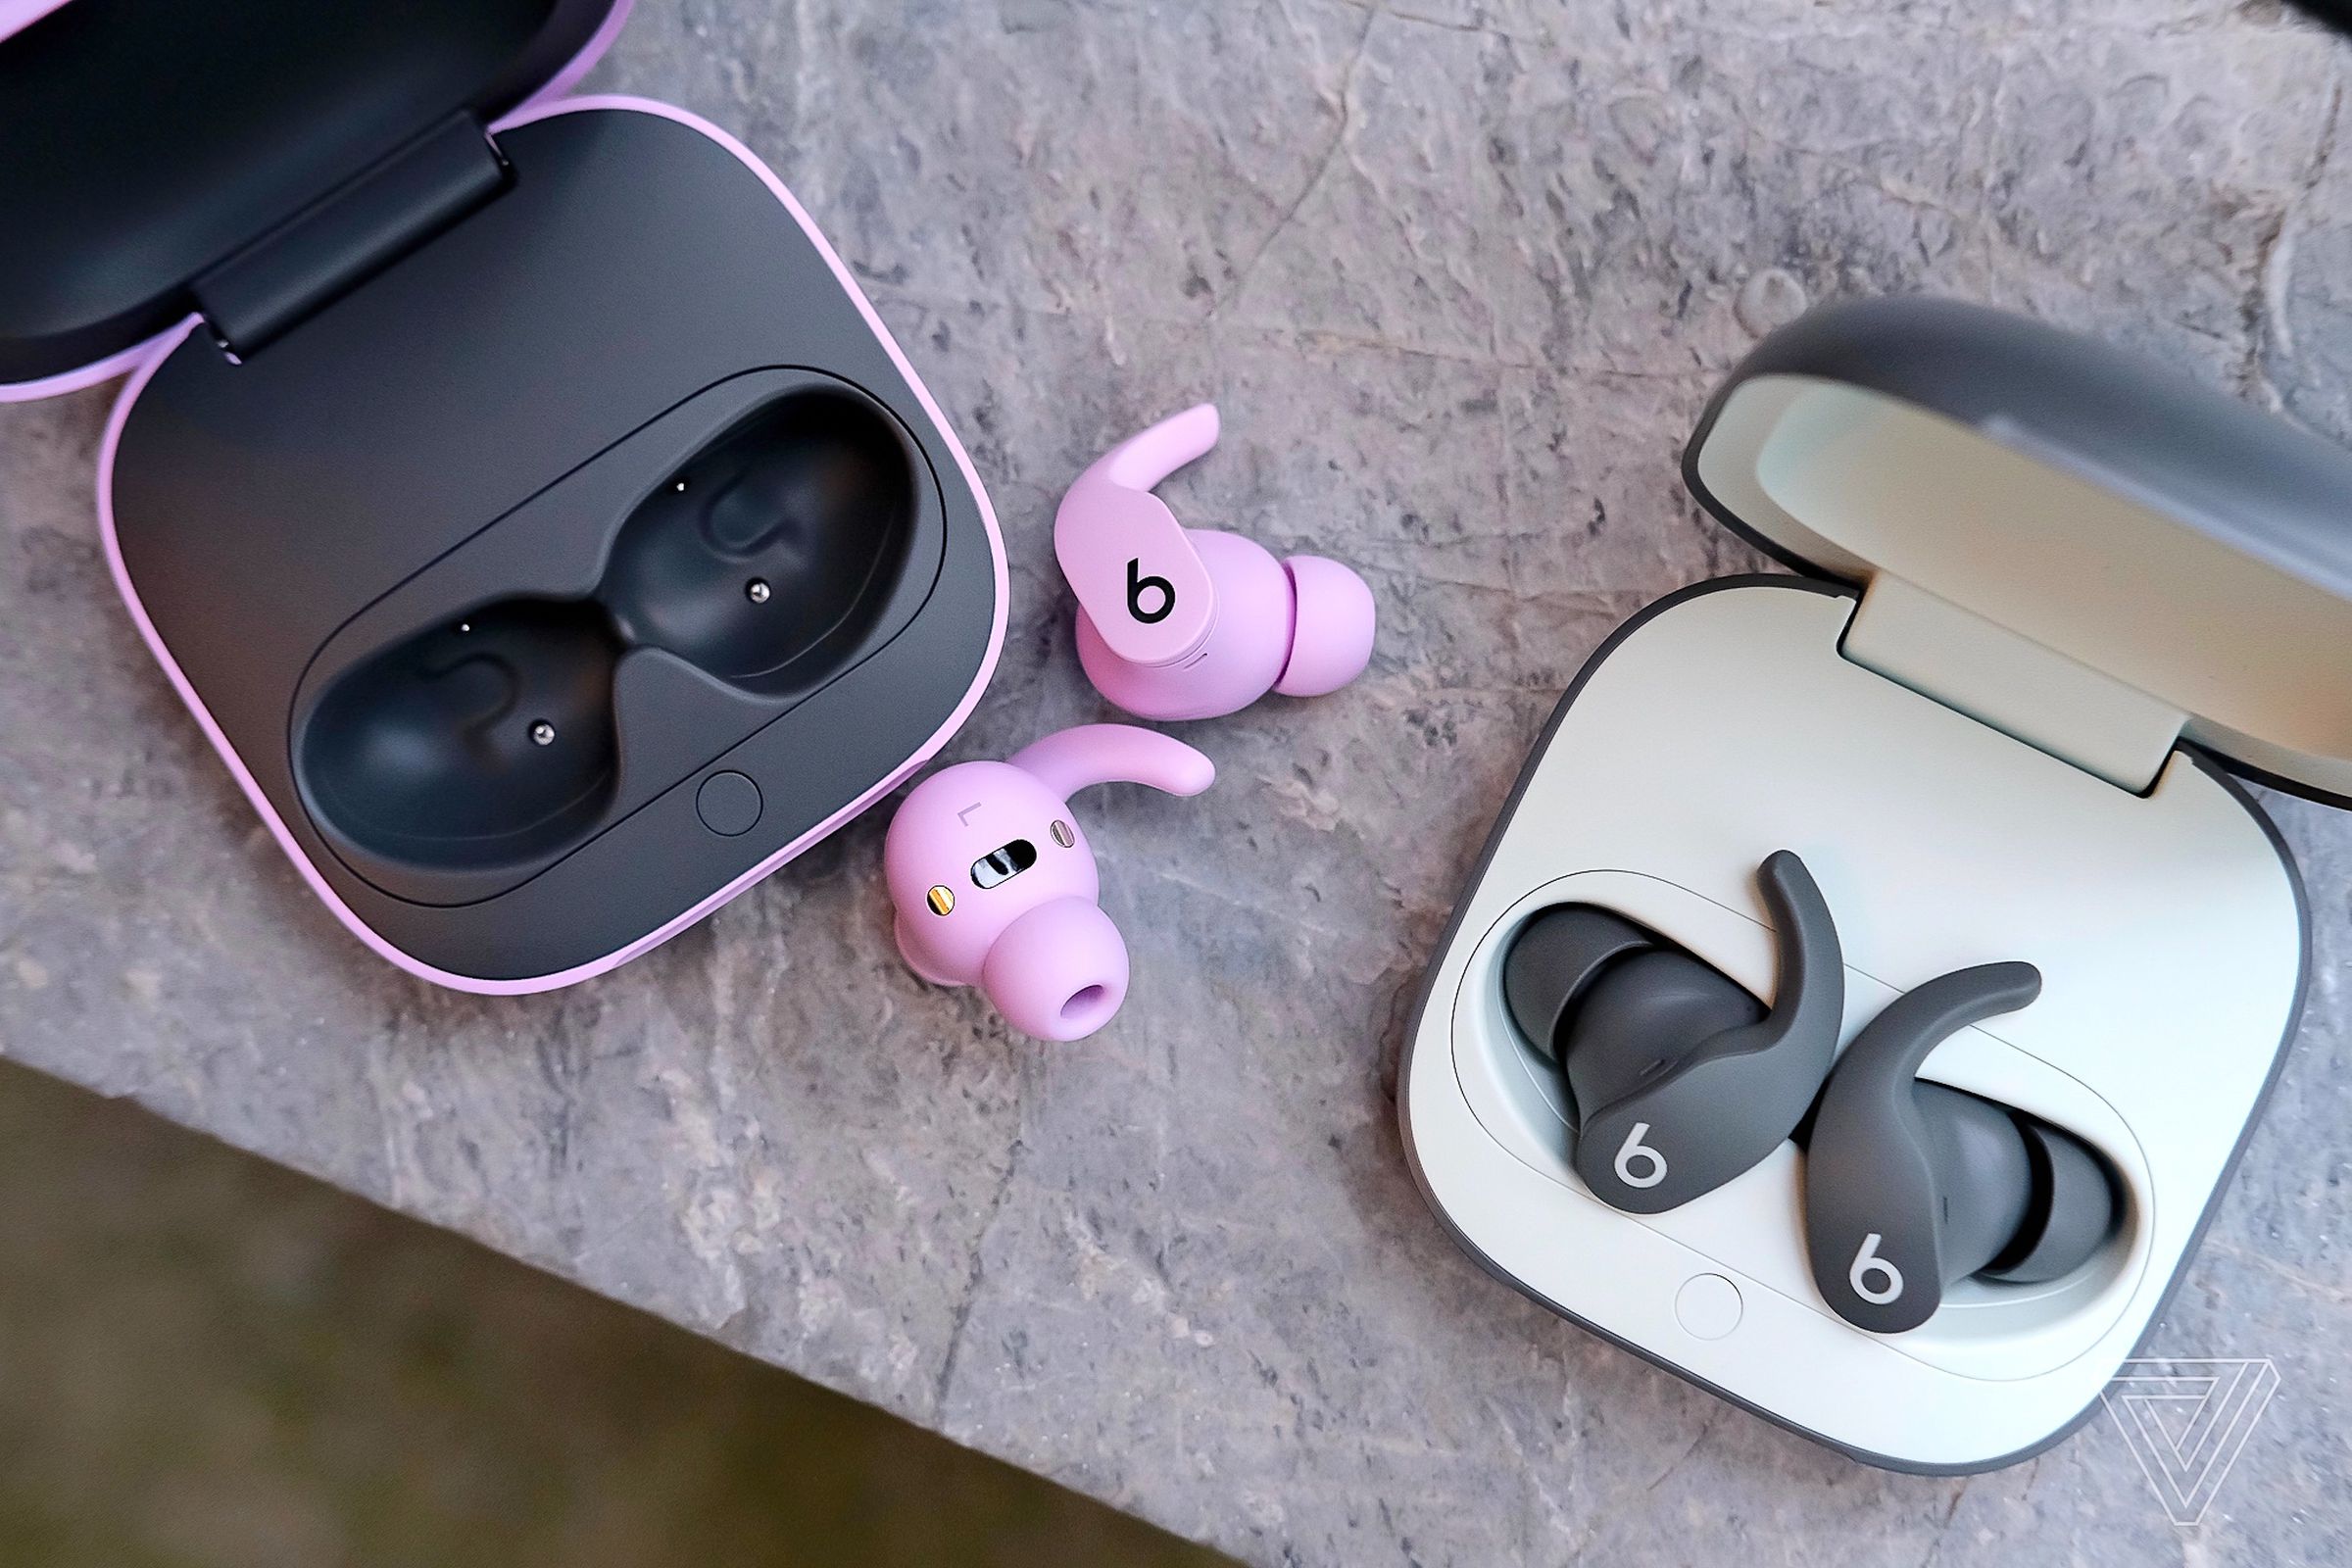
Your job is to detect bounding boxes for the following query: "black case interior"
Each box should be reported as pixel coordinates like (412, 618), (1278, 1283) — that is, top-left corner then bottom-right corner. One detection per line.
(0, 0), (612, 380)
(11, 5), (1000, 981)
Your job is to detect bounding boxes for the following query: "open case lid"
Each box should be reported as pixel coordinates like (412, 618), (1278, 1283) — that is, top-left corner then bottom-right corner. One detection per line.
(1685, 294), (2352, 810)
(0, 0), (627, 394)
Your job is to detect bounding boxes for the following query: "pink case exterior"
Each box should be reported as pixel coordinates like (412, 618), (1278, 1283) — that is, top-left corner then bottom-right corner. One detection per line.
(87, 93), (1007, 993)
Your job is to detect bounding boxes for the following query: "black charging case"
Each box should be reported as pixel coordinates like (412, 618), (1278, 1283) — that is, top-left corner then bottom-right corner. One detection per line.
(0, 0), (1006, 990)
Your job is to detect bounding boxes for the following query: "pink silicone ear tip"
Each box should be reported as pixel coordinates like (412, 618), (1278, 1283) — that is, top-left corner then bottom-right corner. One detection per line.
(1274, 555), (1377, 698)
(980, 898), (1130, 1042)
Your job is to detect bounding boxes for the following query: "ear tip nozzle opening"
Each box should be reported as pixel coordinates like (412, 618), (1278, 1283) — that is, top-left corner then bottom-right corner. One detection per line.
(980, 898), (1130, 1042)
(996, 970), (1127, 1041)
(1045, 981), (1121, 1040)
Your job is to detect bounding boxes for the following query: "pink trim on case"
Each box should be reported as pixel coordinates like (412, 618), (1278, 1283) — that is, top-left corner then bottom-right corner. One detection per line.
(523, 0), (633, 108)
(0, 0), (71, 45)
(97, 98), (1009, 995)
(0, 329), (179, 404)
(0, 0), (634, 404)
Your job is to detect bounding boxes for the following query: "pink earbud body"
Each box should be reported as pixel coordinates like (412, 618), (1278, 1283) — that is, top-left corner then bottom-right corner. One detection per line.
(884, 724), (1214, 1042)
(1055, 405), (1377, 721)
(1075, 531), (1377, 721)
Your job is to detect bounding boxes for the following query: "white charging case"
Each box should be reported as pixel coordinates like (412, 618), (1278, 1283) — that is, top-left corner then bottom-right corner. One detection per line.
(1399, 296), (2350, 1472)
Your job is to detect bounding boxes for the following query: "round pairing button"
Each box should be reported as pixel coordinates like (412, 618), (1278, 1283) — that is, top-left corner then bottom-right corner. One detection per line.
(1674, 1273), (1743, 1341)
(696, 770), (762, 836)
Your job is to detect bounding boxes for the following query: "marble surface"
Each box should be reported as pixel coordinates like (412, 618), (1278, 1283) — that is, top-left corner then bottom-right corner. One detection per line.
(5, 1), (2352, 1562)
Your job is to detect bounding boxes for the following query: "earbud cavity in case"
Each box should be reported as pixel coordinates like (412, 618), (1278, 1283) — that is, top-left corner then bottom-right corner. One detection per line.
(1, 1), (1005, 990)
(1402, 297), (2343, 1473)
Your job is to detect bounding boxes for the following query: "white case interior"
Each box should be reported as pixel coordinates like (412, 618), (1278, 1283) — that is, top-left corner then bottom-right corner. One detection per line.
(1401, 307), (2336, 1471)
(1402, 579), (2302, 1469)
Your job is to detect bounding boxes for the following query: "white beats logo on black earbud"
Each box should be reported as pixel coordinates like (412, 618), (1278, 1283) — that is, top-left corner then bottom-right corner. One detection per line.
(1502, 857), (2121, 1337)
(1613, 1123), (1668, 1189)
(1501, 852), (1845, 1216)
(1847, 1232), (1904, 1305)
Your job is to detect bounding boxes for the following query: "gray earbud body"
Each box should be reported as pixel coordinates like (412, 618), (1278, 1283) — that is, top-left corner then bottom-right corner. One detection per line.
(1502, 851), (1844, 1213)
(1505, 858), (2120, 1335)
(1803, 962), (2120, 1334)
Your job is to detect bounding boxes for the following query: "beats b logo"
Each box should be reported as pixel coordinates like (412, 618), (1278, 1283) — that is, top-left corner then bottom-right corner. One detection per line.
(1613, 1122), (1669, 1190)
(1847, 1233), (1905, 1305)
(1126, 558), (1175, 624)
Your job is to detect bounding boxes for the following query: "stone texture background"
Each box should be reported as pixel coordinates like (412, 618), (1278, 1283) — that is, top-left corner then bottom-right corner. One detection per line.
(0, 1058), (1221, 1567)
(6, 1), (2352, 1562)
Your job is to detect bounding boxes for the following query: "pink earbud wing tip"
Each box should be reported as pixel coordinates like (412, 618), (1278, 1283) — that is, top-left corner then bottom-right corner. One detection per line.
(1274, 555), (1377, 698)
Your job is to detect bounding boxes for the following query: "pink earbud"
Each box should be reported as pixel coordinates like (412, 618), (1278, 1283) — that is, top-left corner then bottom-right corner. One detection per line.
(884, 724), (1215, 1041)
(1055, 405), (1378, 721)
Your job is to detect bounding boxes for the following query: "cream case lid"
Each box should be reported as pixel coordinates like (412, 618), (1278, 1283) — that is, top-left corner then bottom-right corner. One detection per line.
(0, 0), (626, 393)
(1685, 295), (2352, 810)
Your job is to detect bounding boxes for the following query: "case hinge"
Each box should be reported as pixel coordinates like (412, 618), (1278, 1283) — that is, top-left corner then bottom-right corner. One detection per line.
(191, 112), (508, 359)
(1842, 574), (2186, 793)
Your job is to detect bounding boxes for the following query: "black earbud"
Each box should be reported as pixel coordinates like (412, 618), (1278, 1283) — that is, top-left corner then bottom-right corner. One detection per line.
(1501, 851), (1845, 1213)
(1802, 961), (2120, 1334)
